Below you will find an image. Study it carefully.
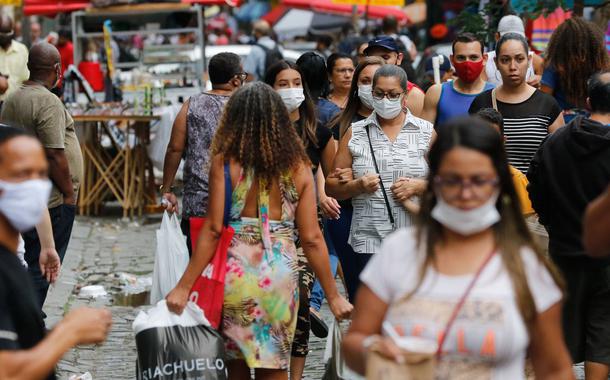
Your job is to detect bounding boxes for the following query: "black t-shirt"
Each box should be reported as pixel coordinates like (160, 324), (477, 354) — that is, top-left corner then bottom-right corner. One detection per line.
(469, 89), (562, 173)
(296, 120), (332, 175)
(0, 244), (54, 379)
(331, 113), (368, 141)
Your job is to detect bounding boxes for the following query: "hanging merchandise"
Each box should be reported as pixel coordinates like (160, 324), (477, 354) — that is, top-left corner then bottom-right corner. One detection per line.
(531, 7), (571, 52)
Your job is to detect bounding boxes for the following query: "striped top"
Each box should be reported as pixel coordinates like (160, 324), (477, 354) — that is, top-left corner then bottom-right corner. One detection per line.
(348, 111), (433, 254)
(469, 89), (562, 173)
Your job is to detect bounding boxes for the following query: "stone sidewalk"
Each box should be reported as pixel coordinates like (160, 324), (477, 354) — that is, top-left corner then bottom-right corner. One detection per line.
(45, 215), (593, 380)
(44, 215), (330, 379)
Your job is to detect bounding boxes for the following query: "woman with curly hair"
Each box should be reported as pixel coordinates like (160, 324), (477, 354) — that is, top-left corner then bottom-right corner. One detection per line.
(264, 60), (351, 380)
(166, 82), (351, 380)
(542, 17), (610, 123)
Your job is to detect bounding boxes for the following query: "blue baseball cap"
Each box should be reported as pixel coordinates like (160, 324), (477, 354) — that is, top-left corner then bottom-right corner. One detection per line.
(364, 35), (399, 54)
(425, 55), (451, 76)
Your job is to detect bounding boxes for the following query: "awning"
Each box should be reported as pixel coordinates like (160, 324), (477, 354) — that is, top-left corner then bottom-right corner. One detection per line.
(281, 0), (409, 22)
(24, 0), (89, 16)
(24, 0), (240, 16)
(273, 8), (352, 39)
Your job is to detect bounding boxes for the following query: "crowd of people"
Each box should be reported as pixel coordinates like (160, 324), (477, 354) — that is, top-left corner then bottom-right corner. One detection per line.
(0, 9), (610, 380)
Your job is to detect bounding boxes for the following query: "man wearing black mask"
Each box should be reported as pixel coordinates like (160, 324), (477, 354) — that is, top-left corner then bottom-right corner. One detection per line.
(0, 15), (29, 107)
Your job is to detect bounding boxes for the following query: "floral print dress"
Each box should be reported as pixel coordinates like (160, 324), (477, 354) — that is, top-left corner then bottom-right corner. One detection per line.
(222, 170), (300, 369)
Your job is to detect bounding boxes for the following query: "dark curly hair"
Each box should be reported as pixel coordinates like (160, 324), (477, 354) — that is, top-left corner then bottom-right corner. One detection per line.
(212, 82), (310, 183)
(545, 17), (610, 109)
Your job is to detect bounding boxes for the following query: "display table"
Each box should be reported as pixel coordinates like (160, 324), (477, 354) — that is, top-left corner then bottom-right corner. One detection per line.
(73, 113), (161, 218)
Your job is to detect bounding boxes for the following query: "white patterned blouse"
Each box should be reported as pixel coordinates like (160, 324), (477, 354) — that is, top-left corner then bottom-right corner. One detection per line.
(348, 110), (433, 254)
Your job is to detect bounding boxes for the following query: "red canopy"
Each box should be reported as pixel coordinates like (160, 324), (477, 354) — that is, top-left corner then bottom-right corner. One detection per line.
(261, 5), (289, 25)
(281, 0), (409, 22)
(24, 0), (240, 16)
(24, 0), (89, 16)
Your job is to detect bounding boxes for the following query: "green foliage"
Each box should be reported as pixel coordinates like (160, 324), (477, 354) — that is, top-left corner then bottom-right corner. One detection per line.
(449, 0), (569, 45)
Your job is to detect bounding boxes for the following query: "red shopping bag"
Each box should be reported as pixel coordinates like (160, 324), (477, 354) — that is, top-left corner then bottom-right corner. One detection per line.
(188, 163), (233, 330)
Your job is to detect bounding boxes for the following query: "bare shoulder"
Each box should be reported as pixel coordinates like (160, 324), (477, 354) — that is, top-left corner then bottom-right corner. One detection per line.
(425, 83), (443, 98)
(291, 162), (314, 192)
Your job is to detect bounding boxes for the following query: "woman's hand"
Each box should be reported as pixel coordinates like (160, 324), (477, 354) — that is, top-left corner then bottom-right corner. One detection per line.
(328, 293), (353, 321)
(390, 178), (426, 202)
(401, 199), (421, 215)
(359, 173), (380, 194)
(320, 195), (341, 219)
(369, 337), (406, 364)
(165, 285), (191, 315)
(330, 168), (354, 184)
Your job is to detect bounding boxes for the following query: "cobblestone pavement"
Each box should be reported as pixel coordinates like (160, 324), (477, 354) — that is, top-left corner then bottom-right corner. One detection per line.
(45, 215), (596, 380)
(45, 215), (331, 380)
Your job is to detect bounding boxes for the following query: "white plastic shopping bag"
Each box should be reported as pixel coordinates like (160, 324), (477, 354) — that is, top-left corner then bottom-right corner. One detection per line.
(323, 319), (364, 380)
(150, 212), (189, 304)
(133, 301), (227, 380)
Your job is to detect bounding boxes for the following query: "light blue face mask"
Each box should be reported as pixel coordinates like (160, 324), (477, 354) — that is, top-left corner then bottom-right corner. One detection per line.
(357, 85), (374, 110)
(372, 96), (403, 120)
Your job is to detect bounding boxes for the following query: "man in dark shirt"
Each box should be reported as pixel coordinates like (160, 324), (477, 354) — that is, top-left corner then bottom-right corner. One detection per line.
(528, 70), (610, 379)
(0, 126), (111, 379)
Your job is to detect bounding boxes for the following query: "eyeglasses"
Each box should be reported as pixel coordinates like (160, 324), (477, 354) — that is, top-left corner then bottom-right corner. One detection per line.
(433, 175), (499, 200)
(234, 72), (247, 82)
(372, 90), (404, 101)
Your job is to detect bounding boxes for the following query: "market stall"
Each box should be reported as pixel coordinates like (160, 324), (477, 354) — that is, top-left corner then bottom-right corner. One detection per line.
(72, 107), (160, 218)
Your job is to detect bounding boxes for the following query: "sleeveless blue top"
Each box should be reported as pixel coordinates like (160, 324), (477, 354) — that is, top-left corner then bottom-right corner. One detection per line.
(436, 81), (495, 125)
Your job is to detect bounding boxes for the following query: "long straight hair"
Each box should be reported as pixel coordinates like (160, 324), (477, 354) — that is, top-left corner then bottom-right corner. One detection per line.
(264, 60), (318, 148)
(330, 56), (385, 139)
(413, 116), (564, 331)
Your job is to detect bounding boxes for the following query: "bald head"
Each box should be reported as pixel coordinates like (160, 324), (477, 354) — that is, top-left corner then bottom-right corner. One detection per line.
(0, 15), (13, 34)
(27, 43), (61, 87)
(28, 42), (60, 69)
(253, 20), (270, 38)
(0, 15), (14, 50)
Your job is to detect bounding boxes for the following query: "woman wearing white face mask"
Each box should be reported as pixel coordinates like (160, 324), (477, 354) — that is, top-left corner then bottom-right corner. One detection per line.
(326, 64), (433, 298)
(343, 117), (574, 379)
(264, 61), (351, 380)
(325, 56), (383, 302)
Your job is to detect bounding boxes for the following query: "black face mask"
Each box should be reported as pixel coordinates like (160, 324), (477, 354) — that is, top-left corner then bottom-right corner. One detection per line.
(0, 36), (12, 48)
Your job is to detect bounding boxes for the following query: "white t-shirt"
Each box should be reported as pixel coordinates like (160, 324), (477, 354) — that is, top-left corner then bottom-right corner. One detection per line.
(360, 228), (562, 380)
(485, 51), (536, 86)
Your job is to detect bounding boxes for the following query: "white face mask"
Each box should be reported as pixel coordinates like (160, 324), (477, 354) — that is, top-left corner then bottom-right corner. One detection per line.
(0, 179), (52, 233)
(358, 85), (374, 110)
(431, 192), (501, 236)
(373, 96), (403, 119)
(277, 87), (305, 113)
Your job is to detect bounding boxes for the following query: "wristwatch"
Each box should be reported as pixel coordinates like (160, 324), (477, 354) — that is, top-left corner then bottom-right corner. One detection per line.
(159, 184), (174, 193)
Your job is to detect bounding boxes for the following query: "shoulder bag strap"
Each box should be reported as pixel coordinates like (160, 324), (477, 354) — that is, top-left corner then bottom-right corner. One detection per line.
(365, 124), (395, 228)
(491, 88), (498, 111)
(222, 162), (232, 227)
(436, 248), (496, 358)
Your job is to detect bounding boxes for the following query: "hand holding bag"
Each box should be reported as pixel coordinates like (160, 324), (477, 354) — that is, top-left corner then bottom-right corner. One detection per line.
(365, 249), (496, 380)
(188, 163), (234, 329)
